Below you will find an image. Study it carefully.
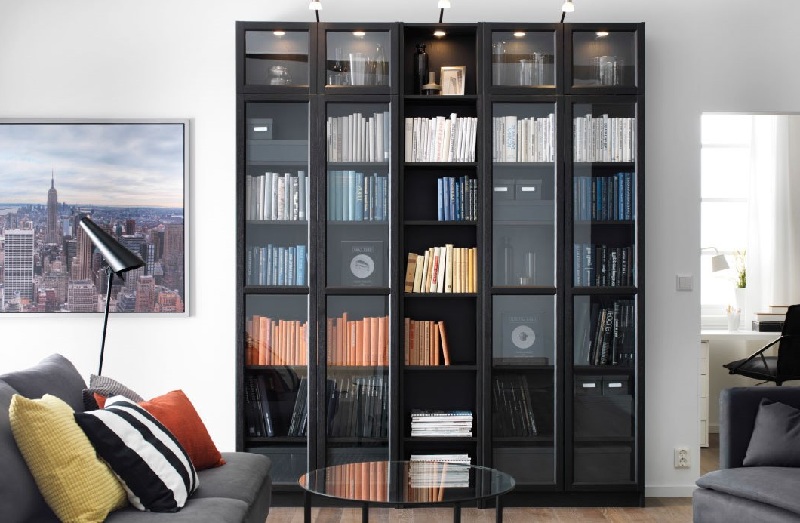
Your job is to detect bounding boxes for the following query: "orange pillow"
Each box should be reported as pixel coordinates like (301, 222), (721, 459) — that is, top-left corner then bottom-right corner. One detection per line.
(138, 390), (225, 470)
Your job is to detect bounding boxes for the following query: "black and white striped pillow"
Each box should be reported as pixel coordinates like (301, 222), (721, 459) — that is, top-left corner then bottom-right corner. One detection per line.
(74, 395), (199, 512)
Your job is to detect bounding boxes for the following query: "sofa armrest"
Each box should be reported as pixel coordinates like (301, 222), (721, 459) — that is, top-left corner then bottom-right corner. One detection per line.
(720, 386), (800, 469)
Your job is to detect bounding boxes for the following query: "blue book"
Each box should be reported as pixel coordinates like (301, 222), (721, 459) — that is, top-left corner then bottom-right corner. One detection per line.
(448, 177), (456, 221)
(296, 244), (307, 286)
(277, 247), (285, 286)
(377, 175), (385, 221)
(625, 172), (633, 220)
(287, 247), (295, 286)
(355, 171), (364, 221)
(262, 246), (270, 286)
(574, 243), (582, 286)
(454, 177), (462, 221)
(437, 178), (444, 221)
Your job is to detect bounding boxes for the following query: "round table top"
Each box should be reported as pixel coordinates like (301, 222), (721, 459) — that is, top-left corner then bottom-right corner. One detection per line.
(299, 460), (515, 505)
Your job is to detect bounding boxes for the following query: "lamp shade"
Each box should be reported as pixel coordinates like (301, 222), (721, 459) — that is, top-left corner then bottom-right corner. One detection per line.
(711, 253), (730, 273)
(79, 217), (144, 276)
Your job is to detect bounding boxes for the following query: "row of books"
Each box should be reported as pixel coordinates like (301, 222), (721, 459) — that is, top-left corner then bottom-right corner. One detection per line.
(404, 319), (451, 366)
(492, 114), (556, 163)
(326, 110), (391, 163)
(243, 373), (308, 438)
(327, 170), (389, 221)
(245, 315), (308, 366)
(326, 314), (389, 366)
(492, 374), (538, 437)
(573, 243), (635, 287)
(321, 461), (389, 502)
(408, 456), (471, 490)
(244, 374), (276, 438)
(327, 375), (388, 439)
(246, 171), (308, 222)
(575, 300), (636, 366)
(404, 114), (478, 163)
(437, 176), (478, 221)
(404, 246), (478, 294)
(245, 244), (307, 286)
(574, 172), (635, 221)
(410, 410), (473, 437)
(573, 115), (636, 163)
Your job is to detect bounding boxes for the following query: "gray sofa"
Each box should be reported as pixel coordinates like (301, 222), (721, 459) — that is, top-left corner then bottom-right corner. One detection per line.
(693, 386), (800, 522)
(0, 354), (272, 523)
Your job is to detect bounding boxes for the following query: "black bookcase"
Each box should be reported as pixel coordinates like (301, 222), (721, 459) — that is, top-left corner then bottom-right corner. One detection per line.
(236, 21), (644, 506)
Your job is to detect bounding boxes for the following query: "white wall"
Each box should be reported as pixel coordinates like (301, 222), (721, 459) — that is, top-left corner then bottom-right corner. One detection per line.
(1, 0), (799, 498)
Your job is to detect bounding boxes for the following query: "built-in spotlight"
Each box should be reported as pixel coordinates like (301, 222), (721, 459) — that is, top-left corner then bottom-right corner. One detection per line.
(562, 0), (574, 12)
(438, 0), (451, 8)
(309, 0), (322, 10)
(596, 31), (609, 37)
(273, 31), (286, 37)
(434, 29), (446, 37)
(513, 31), (526, 38)
(353, 31), (366, 37)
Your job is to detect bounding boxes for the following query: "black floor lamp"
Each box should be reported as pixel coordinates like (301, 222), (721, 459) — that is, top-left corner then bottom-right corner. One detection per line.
(79, 216), (145, 376)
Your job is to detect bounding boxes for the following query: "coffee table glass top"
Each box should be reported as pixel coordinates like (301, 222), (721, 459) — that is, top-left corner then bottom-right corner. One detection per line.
(299, 460), (515, 505)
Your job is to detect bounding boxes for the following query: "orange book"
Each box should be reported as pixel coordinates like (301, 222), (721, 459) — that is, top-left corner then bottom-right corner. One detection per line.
(246, 318), (254, 365)
(258, 316), (268, 365)
(355, 319), (363, 366)
(409, 320), (416, 366)
(370, 316), (380, 366)
(438, 321), (451, 365)
(404, 317), (410, 365)
(433, 320), (440, 366)
(360, 462), (369, 500)
(369, 461), (377, 501)
(349, 319), (358, 366)
(377, 316), (385, 366)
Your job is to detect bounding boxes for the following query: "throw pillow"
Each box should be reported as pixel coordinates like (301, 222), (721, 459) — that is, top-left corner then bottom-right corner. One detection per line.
(8, 394), (128, 522)
(74, 395), (199, 512)
(82, 374), (143, 411)
(743, 398), (800, 466)
(139, 390), (226, 470)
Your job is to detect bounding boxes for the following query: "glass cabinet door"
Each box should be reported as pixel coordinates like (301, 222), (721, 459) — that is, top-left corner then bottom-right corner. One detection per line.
(244, 28), (311, 89)
(568, 26), (642, 92)
(490, 30), (557, 89)
(323, 28), (392, 89)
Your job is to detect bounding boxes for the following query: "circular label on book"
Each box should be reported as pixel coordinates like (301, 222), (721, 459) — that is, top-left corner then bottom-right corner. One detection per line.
(511, 325), (536, 350)
(350, 253), (375, 279)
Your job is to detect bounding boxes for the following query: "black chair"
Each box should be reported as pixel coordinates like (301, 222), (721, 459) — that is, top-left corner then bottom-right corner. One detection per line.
(724, 304), (800, 385)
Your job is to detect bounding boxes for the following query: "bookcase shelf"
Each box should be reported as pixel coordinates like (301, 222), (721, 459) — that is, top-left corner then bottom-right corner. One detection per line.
(237, 20), (643, 507)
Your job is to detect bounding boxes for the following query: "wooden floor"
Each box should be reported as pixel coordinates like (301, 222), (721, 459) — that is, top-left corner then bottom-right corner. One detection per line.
(267, 440), (719, 523)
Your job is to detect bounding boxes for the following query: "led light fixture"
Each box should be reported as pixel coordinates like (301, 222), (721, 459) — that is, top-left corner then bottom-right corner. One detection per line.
(562, 0), (574, 12)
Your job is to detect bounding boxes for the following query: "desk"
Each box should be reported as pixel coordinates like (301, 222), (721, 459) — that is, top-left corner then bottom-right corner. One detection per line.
(699, 330), (781, 447)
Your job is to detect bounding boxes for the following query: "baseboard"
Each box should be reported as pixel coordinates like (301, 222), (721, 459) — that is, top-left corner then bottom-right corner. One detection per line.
(645, 485), (697, 498)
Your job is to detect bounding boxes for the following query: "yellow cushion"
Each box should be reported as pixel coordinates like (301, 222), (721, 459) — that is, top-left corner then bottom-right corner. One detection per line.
(9, 394), (128, 523)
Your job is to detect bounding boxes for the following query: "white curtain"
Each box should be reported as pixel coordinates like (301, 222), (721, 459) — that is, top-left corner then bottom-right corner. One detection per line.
(748, 115), (800, 315)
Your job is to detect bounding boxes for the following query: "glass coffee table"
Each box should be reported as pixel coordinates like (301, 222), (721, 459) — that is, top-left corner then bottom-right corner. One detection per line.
(299, 460), (515, 523)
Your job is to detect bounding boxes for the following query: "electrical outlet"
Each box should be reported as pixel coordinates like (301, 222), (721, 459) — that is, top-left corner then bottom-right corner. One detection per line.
(674, 447), (690, 469)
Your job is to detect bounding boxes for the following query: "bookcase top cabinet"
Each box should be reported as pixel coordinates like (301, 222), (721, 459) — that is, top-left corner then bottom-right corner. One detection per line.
(235, 20), (644, 506)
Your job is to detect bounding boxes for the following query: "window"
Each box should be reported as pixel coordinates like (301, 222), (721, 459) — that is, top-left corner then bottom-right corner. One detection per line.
(700, 114), (751, 328)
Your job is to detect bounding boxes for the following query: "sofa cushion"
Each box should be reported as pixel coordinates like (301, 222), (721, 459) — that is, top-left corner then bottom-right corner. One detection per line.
(139, 390), (225, 470)
(193, 452), (272, 506)
(0, 354), (86, 412)
(105, 497), (249, 523)
(744, 399), (800, 466)
(696, 466), (800, 515)
(0, 381), (59, 523)
(74, 396), (199, 512)
(83, 374), (144, 410)
(693, 486), (800, 523)
(9, 394), (128, 522)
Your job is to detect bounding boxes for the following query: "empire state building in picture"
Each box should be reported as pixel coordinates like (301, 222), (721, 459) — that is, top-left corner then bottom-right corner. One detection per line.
(46, 170), (60, 244)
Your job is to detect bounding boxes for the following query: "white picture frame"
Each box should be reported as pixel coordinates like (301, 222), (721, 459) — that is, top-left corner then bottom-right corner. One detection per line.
(440, 66), (466, 95)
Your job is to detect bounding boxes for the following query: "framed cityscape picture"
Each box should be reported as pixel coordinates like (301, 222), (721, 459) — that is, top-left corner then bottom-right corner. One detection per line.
(0, 119), (190, 314)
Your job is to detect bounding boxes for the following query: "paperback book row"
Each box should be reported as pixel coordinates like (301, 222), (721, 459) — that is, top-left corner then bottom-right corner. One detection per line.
(327, 374), (388, 439)
(404, 246), (478, 294)
(327, 110), (391, 163)
(246, 244), (307, 286)
(326, 313), (389, 366)
(409, 456), (471, 491)
(322, 461), (389, 502)
(573, 115), (636, 163)
(574, 173), (635, 221)
(327, 170), (389, 221)
(437, 176), (478, 221)
(410, 410), (473, 437)
(243, 374), (308, 438)
(246, 171), (308, 222)
(573, 243), (635, 287)
(404, 114), (478, 163)
(575, 300), (636, 366)
(492, 114), (556, 163)
(404, 318), (451, 366)
(245, 315), (308, 366)
(492, 374), (538, 438)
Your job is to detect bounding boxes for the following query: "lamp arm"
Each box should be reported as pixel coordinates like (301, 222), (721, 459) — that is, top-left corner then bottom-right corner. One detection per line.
(98, 267), (114, 376)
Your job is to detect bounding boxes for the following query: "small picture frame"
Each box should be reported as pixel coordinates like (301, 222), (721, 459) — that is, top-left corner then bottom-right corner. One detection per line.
(440, 66), (466, 95)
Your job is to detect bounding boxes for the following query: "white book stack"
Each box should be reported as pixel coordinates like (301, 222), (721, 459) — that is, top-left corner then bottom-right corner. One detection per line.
(410, 410), (473, 437)
(492, 113), (555, 162)
(573, 114), (635, 163)
(327, 110), (391, 163)
(409, 455), (471, 488)
(404, 114), (478, 162)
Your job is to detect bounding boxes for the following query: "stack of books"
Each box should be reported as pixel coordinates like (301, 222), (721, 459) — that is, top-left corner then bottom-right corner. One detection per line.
(752, 306), (788, 332)
(410, 410), (473, 437)
(409, 454), (471, 488)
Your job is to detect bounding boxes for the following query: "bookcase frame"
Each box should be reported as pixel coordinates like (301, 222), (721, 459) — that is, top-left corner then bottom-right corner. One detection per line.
(235, 20), (644, 506)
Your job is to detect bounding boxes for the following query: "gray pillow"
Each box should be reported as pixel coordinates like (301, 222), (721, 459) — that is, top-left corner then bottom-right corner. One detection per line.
(0, 354), (86, 413)
(85, 374), (143, 404)
(743, 399), (800, 467)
